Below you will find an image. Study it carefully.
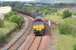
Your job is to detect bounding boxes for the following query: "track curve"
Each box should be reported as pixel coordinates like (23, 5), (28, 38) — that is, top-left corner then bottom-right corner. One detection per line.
(2, 12), (56, 50)
(1, 13), (33, 50)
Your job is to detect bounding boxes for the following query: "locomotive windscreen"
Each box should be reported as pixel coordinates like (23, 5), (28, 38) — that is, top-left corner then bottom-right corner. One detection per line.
(33, 19), (43, 22)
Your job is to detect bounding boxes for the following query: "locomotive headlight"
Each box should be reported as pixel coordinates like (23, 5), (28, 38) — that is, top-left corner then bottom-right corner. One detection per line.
(36, 25), (39, 29)
(33, 24), (45, 31)
(33, 26), (36, 29)
(38, 28), (42, 31)
(40, 25), (44, 30)
(33, 26), (35, 29)
(38, 25), (44, 31)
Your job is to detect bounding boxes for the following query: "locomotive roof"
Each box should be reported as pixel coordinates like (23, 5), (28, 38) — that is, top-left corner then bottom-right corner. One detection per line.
(34, 19), (43, 22)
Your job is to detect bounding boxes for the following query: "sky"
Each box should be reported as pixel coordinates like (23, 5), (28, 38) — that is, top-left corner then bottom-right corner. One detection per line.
(0, 0), (76, 3)
(0, 0), (35, 1)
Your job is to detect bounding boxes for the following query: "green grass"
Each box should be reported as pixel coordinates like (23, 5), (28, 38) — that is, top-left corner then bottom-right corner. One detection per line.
(45, 14), (76, 50)
(44, 14), (63, 24)
(0, 11), (24, 43)
(57, 35), (76, 50)
(0, 21), (17, 43)
(3, 21), (17, 31)
(44, 9), (76, 50)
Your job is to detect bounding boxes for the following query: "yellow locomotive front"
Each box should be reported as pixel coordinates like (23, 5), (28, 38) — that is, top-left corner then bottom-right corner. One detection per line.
(32, 19), (48, 36)
(33, 24), (45, 32)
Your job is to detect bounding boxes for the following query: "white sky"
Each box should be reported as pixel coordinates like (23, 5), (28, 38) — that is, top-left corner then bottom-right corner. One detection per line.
(0, 0), (35, 1)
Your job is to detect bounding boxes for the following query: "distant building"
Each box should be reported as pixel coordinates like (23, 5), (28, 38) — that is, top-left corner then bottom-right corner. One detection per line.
(0, 6), (12, 14)
(0, 6), (12, 20)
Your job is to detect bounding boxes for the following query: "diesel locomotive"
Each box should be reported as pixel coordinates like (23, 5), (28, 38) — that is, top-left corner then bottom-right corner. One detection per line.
(32, 17), (48, 36)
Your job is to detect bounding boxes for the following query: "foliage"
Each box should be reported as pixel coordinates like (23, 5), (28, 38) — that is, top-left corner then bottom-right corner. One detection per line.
(59, 23), (72, 35)
(62, 10), (72, 19)
(72, 12), (76, 16)
(5, 11), (24, 27)
(45, 14), (63, 24)
(59, 18), (76, 36)
(8, 15), (24, 27)
(73, 45), (76, 50)
(57, 35), (76, 50)
(14, 5), (58, 17)
(5, 11), (16, 19)
(0, 21), (17, 43)
(0, 19), (4, 27)
(0, 11), (23, 43)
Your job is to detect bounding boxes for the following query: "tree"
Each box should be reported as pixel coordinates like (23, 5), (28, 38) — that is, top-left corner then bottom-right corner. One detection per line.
(62, 9), (72, 19)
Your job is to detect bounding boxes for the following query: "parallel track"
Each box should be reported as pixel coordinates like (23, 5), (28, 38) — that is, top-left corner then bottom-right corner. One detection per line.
(2, 12), (53, 50)
(7, 14), (32, 50)
(18, 34), (42, 50)
(2, 13), (33, 50)
(18, 34), (51, 50)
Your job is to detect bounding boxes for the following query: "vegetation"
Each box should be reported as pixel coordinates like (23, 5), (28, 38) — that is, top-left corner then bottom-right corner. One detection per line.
(73, 45), (76, 50)
(5, 11), (17, 20)
(0, 21), (17, 43)
(57, 35), (76, 50)
(8, 15), (24, 27)
(0, 19), (4, 27)
(0, 11), (24, 43)
(5, 11), (24, 27)
(59, 18), (76, 36)
(9, 5), (75, 50)
(62, 9), (72, 19)
(57, 17), (76, 50)
(44, 8), (76, 50)
(0, 2), (76, 50)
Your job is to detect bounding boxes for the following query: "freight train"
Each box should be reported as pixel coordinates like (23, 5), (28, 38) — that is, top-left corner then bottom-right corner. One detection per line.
(32, 17), (49, 36)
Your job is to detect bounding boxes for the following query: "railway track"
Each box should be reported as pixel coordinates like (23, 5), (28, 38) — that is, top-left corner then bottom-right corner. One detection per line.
(6, 28), (32, 50)
(1, 13), (33, 50)
(18, 33), (51, 50)
(1, 12), (55, 50)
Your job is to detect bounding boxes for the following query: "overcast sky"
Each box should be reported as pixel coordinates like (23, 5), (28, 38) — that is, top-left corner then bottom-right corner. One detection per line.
(0, 0), (35, 1)
(0, 0), (76, 3)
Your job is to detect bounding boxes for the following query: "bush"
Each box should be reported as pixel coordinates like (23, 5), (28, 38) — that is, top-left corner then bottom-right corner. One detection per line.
(0, 11), (24, 43)
(0, 33), (7, 43)
(8, 15), (24, 27)
(5, 11), (17, 20)
(5, 11), (24, 27)
(59, 24), (70, 35)
(0, 19), (4, 27)
(59, 18), (76, 36)
(62, 10), (72, 19)
(73, 45), (76, 50)
(0, 21), (17, 43)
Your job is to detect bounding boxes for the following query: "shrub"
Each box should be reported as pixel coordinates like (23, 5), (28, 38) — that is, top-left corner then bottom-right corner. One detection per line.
(5, 11), (24, 27)
(8, 15), (24, 27)
(0, 33), (7, 43)
(0, 11), (24, 43)
(73, 45), (76, 50)
(0, 21), (17, 43)
(5, 11), (16, 20)
(59, 18), (76, 36)
(0, 19), (4, 27)
(59, 24), (70, 35)
(62, 10), (72, 19)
